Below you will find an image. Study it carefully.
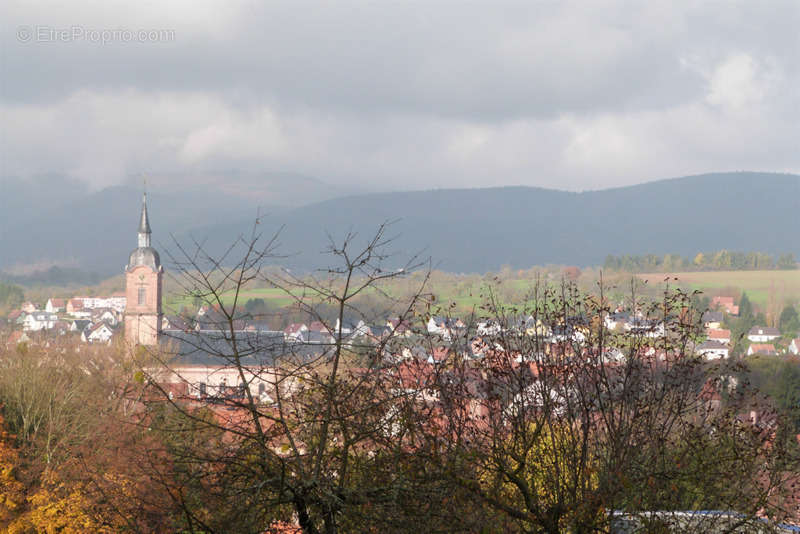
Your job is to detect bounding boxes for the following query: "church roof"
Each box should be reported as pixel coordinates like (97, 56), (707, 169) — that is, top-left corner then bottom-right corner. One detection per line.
(128, 192), (160, 271)
(139, 193), (151, 234)
(160, 330), (325, 366)
(128, 247), (161, 271)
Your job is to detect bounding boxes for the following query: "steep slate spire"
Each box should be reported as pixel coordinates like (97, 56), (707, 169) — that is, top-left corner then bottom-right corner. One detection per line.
(137, 192), (151, 248)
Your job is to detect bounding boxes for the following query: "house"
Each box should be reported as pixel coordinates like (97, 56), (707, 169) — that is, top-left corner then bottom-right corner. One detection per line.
(70, 319), (92, 332)
(45, 298), (65, 313)
(20, 301), (37, 313)
(710, 296), (739, 315)
(701, 311), (723, 329)
(604, 312), (630, 331)
(22, 312), (58, 332)
(74, 295), (127, 313)
(92, 308), (119, 326)
(386, 317), (413, 336)
(747, 326), (780, 343)
(426, 316), (465, 339)
(67, 297), (85, 313)
(293, 330), (334, 344)
(477, 319), (501, 336)
(790, 338), (800, 356)
(706, 328), (731, 344)
(308, 321), (330, 333)
(163, 315), (185, 331)
(335, 319), (373, 339)
(747, 343), (777, 356)
(81, 322), (114, 344)
(696, 340), (729, 360)
(52, 320), (70, 336)
(6, 331), (30, 347)
(626, 318), (665, 338)
(283, 323), (308, 342)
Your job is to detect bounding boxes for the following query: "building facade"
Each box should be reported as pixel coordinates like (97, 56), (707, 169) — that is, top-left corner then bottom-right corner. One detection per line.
(124, 193), (163, 346)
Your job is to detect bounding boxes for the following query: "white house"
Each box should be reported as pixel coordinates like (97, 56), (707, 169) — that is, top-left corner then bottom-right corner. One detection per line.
(747, 326), (780, 343)
(91, 308), (119, 326)
(476, 320), (501, 336)
(283, 323), (308, 342)
(45, 298), (65, 313)
(155, 364), (288, 405)
(697, 340), (729, 360)
(23, 312), (58, 332)
(790, 338), (800, 356)
(706, 328), (731, 344)
(426, 316), (464, 340)
(604, 312), (630, 331)
(81, 322), (114, 344)
(747, 343), (777, 356)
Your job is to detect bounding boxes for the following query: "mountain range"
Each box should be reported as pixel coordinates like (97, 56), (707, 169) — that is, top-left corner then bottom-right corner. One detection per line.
(1, 172), (797, 279)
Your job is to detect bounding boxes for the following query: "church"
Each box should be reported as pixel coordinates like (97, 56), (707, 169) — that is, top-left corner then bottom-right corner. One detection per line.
(124, 193), (163, 346)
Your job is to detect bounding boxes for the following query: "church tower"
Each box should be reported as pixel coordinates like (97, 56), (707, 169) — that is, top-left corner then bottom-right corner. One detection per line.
(124, 193), (163, 346)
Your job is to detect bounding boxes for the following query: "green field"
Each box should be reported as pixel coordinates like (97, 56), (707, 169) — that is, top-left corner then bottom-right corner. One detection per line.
(159, 269), (799, 316)
(637, 270), (800, 308)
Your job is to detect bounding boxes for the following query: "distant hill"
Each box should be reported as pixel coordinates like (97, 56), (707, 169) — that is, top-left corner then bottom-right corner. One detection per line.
(1, 172), (798, 277)
(186, 172), (800, 273)
(0, 171), (356, 277)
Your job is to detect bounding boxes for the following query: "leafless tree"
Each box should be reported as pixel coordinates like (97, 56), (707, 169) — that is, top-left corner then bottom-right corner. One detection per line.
(417, 276), (799, 533)
(138, 221), (469, 533)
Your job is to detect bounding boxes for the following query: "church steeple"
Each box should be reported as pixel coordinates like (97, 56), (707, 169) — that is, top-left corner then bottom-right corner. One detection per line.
(138, 192), (151, 248)
(125, 192), (163, 347)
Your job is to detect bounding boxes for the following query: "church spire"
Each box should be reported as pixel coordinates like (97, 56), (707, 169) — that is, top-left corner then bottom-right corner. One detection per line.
(138, 192), (151, 248)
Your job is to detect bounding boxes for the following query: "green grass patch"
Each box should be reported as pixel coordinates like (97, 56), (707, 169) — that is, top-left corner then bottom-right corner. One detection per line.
(637, 270), (800, 308)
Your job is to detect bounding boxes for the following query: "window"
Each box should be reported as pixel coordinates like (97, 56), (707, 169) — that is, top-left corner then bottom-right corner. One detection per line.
(138, 287), (146, 306)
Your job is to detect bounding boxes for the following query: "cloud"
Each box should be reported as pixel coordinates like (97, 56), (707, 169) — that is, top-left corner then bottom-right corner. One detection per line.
(1, 1), (799, 191)
(705, 54), (779, 111)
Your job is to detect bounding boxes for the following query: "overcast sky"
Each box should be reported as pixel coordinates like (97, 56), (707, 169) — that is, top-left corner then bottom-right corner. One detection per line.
(2, 1), (799, 192)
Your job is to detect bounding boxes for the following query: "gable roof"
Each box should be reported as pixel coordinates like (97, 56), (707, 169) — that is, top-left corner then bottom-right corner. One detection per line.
(702, 311), (724, 323)
(748, 326), (780, 336)
(697, 340), (729, 350)
(160, 330), (322, 367)
(707, 328), (731, 339)
(749, 343), (777, 354)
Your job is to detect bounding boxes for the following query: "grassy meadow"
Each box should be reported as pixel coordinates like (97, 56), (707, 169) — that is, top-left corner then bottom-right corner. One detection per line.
(636, 270), (800, 308)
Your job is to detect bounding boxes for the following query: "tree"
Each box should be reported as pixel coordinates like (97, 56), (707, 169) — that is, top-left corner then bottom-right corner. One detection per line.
(777, 254), (797, 270)
(139, 221), (463, 533)
(778, 305), (800, 336)
(123, 220), (800, 533)
(418, 279), (799, 533)
(0, 410), (26, 528)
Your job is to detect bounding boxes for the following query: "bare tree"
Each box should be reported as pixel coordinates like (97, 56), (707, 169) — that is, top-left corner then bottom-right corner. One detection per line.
(138, 221), (460, 533)
(418, 277), (799, 533)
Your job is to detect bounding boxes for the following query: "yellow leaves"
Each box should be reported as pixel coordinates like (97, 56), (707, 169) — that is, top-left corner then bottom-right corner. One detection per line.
(0, 414), (26, 525)
(9, 472), (122, 534)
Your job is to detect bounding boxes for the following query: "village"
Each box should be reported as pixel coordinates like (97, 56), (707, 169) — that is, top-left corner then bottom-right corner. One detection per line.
(0, 194), (797, 533)
(5, 288), (799, 361)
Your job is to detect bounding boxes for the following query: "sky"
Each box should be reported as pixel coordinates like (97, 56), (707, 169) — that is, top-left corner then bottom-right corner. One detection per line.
(1, 1), (799, 192)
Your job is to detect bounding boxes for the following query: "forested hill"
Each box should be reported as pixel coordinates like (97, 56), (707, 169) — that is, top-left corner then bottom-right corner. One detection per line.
(1, 172), (798, 277)
(190, 172), (800, 273)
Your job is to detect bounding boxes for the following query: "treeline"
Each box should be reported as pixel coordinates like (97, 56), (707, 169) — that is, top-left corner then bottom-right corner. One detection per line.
(0, 266), (103, 287)
(0, 281), (24, 316)
(604, 250), (798, 273)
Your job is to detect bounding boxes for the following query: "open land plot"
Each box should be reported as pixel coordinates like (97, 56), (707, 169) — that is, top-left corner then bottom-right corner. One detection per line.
(636, 270), (800, 308)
